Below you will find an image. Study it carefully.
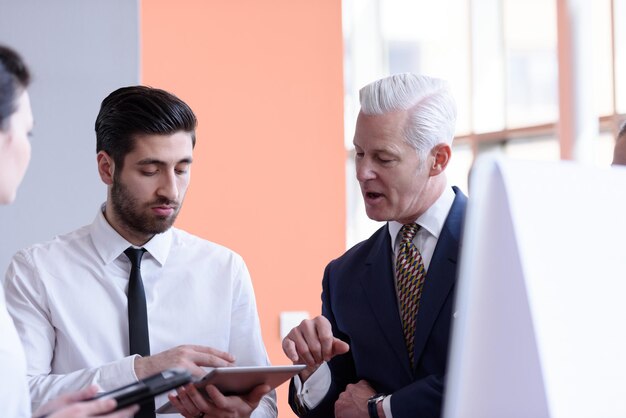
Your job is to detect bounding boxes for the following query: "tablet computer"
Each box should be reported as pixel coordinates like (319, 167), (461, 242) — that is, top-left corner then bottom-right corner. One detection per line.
(156, 365), (305, 414)
(94, 367), (191, 410)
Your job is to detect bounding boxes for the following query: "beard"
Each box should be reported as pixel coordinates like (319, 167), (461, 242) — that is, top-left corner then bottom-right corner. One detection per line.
(110, 176), (180, 236)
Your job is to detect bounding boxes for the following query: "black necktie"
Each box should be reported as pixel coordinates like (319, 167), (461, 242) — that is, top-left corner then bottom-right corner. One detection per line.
(124, 247), (155, 418)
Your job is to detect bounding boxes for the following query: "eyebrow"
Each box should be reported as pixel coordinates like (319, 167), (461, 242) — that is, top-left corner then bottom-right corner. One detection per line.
(136, 157), (193, 166)
(353, 144), (400, 155)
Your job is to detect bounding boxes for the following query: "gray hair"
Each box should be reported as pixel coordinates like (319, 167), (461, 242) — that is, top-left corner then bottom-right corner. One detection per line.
(359, 73), (456, 159)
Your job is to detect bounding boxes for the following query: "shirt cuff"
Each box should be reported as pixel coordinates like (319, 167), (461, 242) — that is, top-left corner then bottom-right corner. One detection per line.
(97, 355), (139, 391)
(292, 362), (331, 410)
(382, 394), (392, 418)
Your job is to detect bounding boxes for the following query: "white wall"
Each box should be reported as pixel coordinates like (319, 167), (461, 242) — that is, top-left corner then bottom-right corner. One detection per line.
(0, 0), (140, 275)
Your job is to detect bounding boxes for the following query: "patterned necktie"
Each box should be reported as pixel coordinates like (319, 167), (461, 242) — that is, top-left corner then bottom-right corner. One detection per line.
(396, 223), (426, 367)
(124, 247), (155, 418)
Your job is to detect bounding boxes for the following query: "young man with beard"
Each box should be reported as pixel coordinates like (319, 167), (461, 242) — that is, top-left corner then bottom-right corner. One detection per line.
(4, 86), (277, 418)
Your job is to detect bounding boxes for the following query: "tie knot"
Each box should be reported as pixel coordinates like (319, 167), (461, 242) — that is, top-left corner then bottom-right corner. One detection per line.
(124, 247), (146, 268)
(399, 223), (419, 243)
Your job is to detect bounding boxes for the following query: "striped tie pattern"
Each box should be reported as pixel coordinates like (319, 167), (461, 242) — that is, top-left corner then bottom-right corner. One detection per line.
(396, 223), (426, 367)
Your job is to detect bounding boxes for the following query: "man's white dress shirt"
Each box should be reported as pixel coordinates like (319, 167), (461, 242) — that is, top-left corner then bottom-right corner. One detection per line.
(4, 208), (277, 417)
(0, 286), (30, 418)
(294, 186), (455, 417)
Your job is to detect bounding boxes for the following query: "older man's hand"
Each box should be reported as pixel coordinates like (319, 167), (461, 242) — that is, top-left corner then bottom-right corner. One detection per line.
(334, 380), (377, 418)
(281, 315), (350, 382)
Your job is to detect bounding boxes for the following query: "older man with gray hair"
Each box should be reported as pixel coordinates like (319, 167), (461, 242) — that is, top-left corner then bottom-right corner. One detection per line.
(282, 73), (467, 418)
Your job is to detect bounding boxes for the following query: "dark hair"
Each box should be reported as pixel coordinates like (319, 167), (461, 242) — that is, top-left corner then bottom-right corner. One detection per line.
(95, 85), (197, 168)
(0, 45), (31, 131)
(618, 120), (626, 142)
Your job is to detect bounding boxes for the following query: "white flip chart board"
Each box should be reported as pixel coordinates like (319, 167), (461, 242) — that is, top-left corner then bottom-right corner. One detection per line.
(444, 156), (626, 418)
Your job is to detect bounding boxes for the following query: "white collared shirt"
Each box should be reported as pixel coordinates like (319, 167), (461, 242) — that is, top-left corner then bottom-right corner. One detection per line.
(388, 184), (455, 273)
(0, 286), (30, 418)
(295, 186), (456, 417)
(4, 207), (277, 417)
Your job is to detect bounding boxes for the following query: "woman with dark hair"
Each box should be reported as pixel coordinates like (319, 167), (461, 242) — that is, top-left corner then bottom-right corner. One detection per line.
(0, 45), (32, 204)
(0, 45), (138, 418)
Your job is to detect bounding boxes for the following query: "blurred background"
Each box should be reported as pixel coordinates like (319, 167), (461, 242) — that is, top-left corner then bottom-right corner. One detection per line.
(0, 1), (624, 416)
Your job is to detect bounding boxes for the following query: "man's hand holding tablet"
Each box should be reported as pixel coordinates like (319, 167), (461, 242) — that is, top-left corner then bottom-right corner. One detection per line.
(157, 365), (305, 416)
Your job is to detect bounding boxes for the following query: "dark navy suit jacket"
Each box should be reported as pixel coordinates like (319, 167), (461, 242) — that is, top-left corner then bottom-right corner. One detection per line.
(290, 187), (467, 418)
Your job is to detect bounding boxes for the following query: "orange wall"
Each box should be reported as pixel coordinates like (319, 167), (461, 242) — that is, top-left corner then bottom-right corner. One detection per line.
(141, 1), (345, 415)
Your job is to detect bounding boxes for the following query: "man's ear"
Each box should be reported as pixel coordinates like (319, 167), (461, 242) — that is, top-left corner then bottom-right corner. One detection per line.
(97, 151), (115, 185)
(429, 143), (451, 176)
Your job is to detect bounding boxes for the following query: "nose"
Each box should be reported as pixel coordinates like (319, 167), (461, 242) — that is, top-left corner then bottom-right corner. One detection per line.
(355, 157), (376, 182)
(157, 170), (179, 202)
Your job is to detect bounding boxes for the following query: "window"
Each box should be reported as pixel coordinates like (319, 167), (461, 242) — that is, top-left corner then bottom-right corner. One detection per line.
(343, 0), (624, 247)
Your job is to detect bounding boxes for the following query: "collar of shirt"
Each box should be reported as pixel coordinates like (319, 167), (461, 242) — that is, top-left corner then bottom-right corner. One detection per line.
(388, 185), (456, 252)
(89, 204), (172, 267)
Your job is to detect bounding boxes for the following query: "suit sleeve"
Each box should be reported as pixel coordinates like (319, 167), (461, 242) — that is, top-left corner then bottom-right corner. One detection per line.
(387, 375), (444, 418)
(288, 262), (356, 417)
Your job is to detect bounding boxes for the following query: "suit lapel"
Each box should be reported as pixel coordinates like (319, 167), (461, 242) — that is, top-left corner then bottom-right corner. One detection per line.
(359, 226), (414, 379)
(412, 189), (467, 367)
